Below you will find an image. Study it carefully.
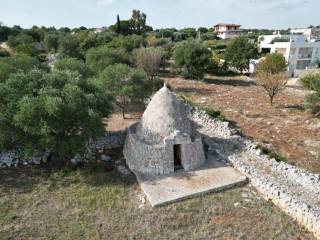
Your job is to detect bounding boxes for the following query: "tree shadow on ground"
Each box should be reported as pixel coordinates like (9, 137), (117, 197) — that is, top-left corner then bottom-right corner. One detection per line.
(279, 104), (305, 111)
(174, 87), (216, 96)
(0, 152), (135, 195)
(203, 78), (256, 87)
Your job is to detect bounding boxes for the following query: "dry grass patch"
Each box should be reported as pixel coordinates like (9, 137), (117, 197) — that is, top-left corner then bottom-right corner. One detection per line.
(0, 161), (315, 240)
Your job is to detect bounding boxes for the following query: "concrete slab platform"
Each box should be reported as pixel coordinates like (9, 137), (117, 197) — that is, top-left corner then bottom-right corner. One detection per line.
(135, 159), (247, 207)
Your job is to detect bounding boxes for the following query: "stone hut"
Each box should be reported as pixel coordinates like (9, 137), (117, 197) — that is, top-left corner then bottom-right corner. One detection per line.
(124, 84), (206, 175)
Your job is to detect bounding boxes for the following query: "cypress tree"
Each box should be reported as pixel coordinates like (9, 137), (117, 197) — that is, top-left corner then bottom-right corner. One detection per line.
(116, 14), (121, 35)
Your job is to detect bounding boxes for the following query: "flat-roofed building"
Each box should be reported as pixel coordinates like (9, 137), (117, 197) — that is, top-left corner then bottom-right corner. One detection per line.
(214, 23), (243, 39)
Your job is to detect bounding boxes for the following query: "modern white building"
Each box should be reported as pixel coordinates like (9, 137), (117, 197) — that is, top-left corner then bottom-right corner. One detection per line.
(255, 33), (320, 77)
(214, 23), (244, 39)
(290, 26), (320, 42)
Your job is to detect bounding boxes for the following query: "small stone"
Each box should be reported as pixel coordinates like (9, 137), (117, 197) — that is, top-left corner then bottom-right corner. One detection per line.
(100, 155), (111, 162)
(234, 202), (240, 207)
(117, 165), (130, 176)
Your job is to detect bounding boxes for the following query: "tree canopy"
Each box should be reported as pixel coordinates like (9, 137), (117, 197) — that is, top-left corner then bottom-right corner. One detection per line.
(85, 46), (129, 73)
(225, 37), (258, 73)
(173, 40), (211, 80)
(95, 64), (153, 118)
(0, 69), (113, 157)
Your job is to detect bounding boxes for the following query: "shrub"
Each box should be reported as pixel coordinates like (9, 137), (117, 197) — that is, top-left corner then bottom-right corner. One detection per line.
(300, 70), (320, 91)
(0, 69), (113, 158)
(173, 40), (211, 80)
(0, 49), (10, 57)
(301, 70), (320, 116)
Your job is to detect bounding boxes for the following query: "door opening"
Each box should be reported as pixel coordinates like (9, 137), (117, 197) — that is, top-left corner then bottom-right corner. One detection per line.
(174, 144), (183, 171)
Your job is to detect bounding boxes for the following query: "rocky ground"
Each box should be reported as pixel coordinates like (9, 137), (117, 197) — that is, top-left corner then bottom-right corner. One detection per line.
(191, 108), (320, 239)
(167, 75), (320, 174)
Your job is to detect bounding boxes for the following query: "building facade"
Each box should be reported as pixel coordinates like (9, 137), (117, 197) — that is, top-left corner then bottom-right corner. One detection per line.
(256, 33), (320, 77)
(290, 27), (320, 42)
(214, 23), (243, 39)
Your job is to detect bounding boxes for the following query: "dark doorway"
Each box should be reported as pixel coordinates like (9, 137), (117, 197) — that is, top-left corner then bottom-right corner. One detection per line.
(174, 144), (183, 171)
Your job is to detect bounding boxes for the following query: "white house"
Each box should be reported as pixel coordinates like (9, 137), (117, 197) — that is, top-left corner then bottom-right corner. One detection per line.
(254, 33), (320, 77)
(214, 23), (243, 39)
(290, 26), (320, 42)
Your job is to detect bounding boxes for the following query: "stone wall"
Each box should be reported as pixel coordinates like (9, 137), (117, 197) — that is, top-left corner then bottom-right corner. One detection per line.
(124, 124), (174, 175)
(124, 123), (206, 175)
(0, 130), (127, 169)
(190, 107), (320, 239)
(181, 137), (206, 171)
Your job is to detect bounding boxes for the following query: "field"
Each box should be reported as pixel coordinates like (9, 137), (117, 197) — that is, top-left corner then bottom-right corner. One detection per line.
(0, 162), (314, 240)
(1, 73), (319, 239)
(166, 75), (320, 174)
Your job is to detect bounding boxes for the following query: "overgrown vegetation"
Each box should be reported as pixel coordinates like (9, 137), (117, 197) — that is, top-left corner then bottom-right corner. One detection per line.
(301, 70), (320, 116)
(257, 145), (291, 164)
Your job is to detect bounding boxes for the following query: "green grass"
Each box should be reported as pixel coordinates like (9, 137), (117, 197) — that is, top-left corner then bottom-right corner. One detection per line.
(0, 162), (314, 240)
(257, 145), (292, 164)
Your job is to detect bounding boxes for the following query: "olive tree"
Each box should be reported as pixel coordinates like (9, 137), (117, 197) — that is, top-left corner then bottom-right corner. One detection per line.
(95, 64), (152, 119)
(86, 46), (129, 73)
(54, 58), (93, 78)
(58, 35), (82, 59)
(0, 69), (113, 159)
(132, 47), (163, 80)
(44, 34), (59, 53)
(173, 40), (211, 80)
(225, 37), (258, 73)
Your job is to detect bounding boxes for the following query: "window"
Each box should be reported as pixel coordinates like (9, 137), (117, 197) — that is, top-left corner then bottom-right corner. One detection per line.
(298, 48), (313, 58)
(290, 48), (296, 55)
(296, 60), (311, 70)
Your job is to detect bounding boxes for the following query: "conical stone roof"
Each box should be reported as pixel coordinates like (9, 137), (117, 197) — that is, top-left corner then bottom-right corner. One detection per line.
(137, 84), (193, 142)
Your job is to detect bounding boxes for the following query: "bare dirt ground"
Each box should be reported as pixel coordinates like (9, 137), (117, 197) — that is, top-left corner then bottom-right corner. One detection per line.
(165, 75), (320, 174)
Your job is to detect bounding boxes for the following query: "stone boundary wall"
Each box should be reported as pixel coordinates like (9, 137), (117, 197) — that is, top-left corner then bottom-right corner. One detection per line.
(190, 107), (320, 239)
(0, 130), (127, 169)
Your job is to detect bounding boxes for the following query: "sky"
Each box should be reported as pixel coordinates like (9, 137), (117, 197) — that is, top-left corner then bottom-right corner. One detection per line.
(1, 0), (318, 30)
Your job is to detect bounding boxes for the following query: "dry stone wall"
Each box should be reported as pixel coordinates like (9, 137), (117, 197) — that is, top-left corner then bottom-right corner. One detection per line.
(190, 107), (320, 239)
(0, 130), (127, 169)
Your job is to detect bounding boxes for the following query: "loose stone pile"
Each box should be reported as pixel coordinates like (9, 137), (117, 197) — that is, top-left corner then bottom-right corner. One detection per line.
(0, 150), (50, 168)
(190, 107), (320, 239)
